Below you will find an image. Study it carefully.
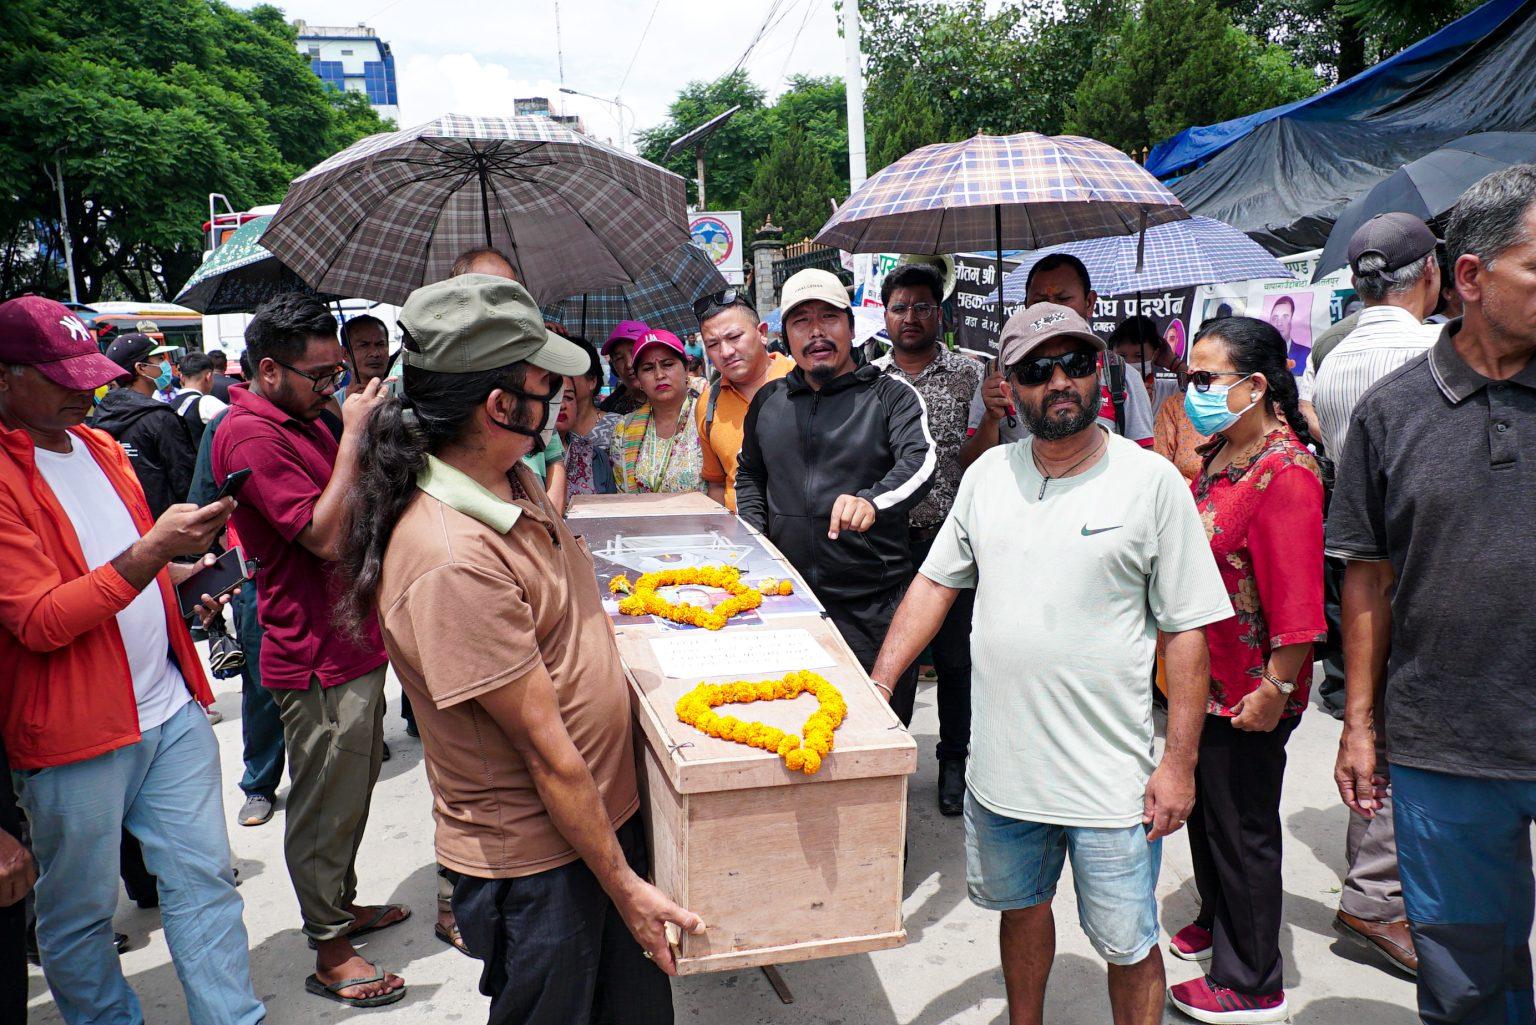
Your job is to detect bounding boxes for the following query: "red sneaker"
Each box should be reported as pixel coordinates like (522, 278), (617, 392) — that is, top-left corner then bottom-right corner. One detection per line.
(1169, 976), (1289, 1023)
(1170, 923), (1214, 961)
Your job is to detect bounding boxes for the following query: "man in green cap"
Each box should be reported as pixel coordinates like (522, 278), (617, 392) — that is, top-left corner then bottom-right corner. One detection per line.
(337, 273), (703, 1024)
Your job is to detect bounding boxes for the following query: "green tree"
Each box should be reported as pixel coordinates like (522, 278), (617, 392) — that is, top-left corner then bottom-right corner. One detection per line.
(1068, 0), (1318, 154)
(0, 0), (392, 302)
(742, 125), (844, 243)
(636, 71), (772, 212)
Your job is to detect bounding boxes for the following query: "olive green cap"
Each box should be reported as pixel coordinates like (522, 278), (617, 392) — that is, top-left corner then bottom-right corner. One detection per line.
(399, 273), (588, 377)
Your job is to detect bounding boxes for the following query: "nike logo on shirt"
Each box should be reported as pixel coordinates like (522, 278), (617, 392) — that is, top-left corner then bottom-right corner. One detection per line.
(1080, 524), (1122, 536)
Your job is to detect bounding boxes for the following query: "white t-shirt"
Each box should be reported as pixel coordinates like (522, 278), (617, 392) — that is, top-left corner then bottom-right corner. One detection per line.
(922, 432), (1232, 827)
(33, 439), (190, 732)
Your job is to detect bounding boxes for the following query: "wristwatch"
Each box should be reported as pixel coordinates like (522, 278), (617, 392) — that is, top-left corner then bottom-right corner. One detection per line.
(1261, 668), (1296, 695)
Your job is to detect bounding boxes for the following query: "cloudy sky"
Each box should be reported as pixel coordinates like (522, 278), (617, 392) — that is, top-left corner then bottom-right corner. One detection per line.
(241, 0), (849, 148)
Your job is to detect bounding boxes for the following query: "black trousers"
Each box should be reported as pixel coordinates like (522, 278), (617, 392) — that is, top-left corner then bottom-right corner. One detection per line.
(824, 587), (920, 726)
(450, 816), (672, 1025)
(1189, 714), (1299, 995)
(0, 738), (24, 1025)
(908, 534), (974, 762)
(1315, 556), (1346, 718)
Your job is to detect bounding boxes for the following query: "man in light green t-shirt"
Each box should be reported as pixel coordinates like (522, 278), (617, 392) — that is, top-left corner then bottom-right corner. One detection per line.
(871, 303), (1231, 1025)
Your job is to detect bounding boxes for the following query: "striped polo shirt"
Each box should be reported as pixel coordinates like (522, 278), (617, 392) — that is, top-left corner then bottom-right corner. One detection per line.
(1313, 305), (1439, 461)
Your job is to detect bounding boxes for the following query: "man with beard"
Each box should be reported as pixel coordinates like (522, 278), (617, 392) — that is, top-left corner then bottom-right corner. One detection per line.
(872, 262), (982, 816)
(869, 303), (1231, 1025)
(736, 269), (935, 723)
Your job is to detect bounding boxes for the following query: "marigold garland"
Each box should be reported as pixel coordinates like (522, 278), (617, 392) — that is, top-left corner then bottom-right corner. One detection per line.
(675, 670), (846, 774)
(613, 565), (793, 631)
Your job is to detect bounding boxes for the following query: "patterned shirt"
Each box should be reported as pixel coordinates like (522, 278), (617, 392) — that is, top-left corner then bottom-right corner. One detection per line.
(875, 346), (984, 530)
(1193, 428), (1327, 718)
(563, 412), (619, 496)
(614, 397), (706, 495)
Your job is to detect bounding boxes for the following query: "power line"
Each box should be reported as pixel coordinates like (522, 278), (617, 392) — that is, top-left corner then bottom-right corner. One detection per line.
(617, 0), (666, 96)
(721, 0), (792, 84)
(777, 0), (818, 83)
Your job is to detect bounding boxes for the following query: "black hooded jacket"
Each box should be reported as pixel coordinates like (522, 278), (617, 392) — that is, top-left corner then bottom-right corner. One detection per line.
(91, 388), (197, 519)
(735, 363), (935, 607)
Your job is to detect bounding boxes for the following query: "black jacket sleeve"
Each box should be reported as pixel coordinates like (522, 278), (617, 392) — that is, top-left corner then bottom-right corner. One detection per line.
(734, 388), (770, 532)
(155, 409), (198, 509)
(857, 378), (936, 521)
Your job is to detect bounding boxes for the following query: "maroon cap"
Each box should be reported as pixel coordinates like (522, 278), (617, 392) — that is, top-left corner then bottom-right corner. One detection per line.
(0, 296), (124, 390)
(631, 329), (686, 365)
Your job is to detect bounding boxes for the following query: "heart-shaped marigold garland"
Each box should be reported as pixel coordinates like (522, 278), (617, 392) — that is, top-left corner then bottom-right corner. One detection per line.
(675, 671), (846, 774)
(610, 565), (794, 631)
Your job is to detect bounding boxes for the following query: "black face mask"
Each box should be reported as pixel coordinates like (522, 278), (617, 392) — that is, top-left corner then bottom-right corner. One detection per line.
(488, 379), (562, 455)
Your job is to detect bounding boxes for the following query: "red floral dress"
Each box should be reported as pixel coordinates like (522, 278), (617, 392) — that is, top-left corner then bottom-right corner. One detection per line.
(1193, 428), (1326, 718)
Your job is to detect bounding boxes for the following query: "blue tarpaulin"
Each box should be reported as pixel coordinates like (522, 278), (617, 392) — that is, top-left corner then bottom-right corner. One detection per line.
(1146, 0), (1529, 178)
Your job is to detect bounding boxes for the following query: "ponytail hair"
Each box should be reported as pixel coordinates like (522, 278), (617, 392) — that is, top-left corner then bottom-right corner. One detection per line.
(1191, 316), (1320, 453)
(335, 349), (534, 637)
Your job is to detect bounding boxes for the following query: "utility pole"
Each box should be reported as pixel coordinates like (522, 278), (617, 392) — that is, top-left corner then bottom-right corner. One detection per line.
(842, 0), (868, 191)
(48, 159), (79, 304)
(695, 145), (707, 211)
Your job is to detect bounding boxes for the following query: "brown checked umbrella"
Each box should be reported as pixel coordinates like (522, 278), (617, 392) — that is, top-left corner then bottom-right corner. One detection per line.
(260, 114), (692, 307)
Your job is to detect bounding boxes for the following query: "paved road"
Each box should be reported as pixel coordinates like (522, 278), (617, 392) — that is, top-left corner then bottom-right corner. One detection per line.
(27, 667), (1426, 1024)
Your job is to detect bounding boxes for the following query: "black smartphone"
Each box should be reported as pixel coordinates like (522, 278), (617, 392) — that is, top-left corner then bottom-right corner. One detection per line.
(176, 546), (249, 618)
(214, 467), (253, 502)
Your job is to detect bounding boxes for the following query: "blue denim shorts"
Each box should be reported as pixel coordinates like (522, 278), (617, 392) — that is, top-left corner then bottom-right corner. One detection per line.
(964, 792), (1162, 965)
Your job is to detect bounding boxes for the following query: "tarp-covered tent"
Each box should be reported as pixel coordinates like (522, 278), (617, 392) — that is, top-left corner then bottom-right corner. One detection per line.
(1161, 0), (1536, 252)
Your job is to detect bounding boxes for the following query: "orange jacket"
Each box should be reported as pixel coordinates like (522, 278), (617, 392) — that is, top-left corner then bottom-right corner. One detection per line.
(0, 423), (212, 770)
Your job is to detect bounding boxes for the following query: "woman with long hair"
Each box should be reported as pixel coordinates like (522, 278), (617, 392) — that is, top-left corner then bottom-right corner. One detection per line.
(1166, 316), (1326, 1024)
(337, 275), (699, 1024)
(612, 330), (705, 495)
(556, 335), (619, 506)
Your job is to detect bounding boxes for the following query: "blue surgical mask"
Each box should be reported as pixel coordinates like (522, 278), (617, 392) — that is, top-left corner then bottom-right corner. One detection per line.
(148, 362), (174, 391)
(1184, 381), (1257, 436)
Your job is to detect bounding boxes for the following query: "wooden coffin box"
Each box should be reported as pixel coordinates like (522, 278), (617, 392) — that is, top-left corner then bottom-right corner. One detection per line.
(568, 493), (917, 975)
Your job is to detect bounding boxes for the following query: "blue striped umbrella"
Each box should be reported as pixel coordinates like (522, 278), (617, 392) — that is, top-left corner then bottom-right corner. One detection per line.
(985, 216), (1290, 304)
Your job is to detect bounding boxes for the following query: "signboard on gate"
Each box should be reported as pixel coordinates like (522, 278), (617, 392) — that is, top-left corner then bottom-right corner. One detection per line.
(689, 211), (744, 285)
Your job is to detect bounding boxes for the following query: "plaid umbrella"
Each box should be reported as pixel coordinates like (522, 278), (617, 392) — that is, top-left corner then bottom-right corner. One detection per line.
(817, 133), (1187, 254)
(985, 216), (1290, 304)
(816, 132), (1188, 358)
(541, 243), (726, 340)
(174, 216), (343, 314)
(260, 114), (691, 307)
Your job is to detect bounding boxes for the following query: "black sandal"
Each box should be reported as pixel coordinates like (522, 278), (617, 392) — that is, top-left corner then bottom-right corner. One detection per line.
(304, 970), (405, 1008)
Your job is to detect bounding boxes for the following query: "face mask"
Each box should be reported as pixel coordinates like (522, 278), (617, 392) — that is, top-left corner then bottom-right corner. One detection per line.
(1184, 380), (1259, 436)
(489, 379), (562, 454)
(145, 362), (173, 391)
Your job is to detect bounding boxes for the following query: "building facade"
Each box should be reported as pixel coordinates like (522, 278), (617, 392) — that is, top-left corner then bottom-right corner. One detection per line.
(294, 21), (400, 124)
(513, 96), (586, 135)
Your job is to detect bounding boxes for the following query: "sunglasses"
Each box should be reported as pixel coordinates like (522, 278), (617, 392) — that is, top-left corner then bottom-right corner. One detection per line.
(692, 288), (755, 319)
(271, 358), (347, 394)
(1009, 349), (1099, 387)
(1187, 370), (1250, 393)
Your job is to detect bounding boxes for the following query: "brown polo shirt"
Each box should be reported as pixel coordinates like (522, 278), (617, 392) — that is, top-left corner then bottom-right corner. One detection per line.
(376, 457), (638, 878)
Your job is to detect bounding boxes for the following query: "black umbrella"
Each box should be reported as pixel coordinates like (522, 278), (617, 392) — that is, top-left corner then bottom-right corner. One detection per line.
(1313, 132), (1536, 282)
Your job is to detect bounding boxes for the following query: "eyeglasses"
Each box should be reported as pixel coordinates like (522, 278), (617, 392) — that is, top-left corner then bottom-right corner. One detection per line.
(1187, 370), (1250, 393)
(692, 288), (755, 319)
(1009, 349), (1099, 387)
(887, 302), (939, 321)
(271, 358), (347, 394)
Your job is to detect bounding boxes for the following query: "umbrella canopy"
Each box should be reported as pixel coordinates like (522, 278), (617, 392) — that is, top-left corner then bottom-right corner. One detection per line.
(261, 114), (692, 307)
(174, 215), (343, 314)
(986, 216), (1290, 304)
(1313, 131), (1536, 281)
(541, 243), (726, 341)
(816, 132), (1188, 255)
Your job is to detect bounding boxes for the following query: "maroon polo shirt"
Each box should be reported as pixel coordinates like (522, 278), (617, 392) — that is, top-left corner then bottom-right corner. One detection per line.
(212, 385), (385, 690)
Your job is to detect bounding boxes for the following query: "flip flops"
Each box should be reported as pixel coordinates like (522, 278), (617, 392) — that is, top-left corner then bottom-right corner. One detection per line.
(306, 904), (412, 950)
(435, 921), (472, 956)
(304, 970), (406, 1008)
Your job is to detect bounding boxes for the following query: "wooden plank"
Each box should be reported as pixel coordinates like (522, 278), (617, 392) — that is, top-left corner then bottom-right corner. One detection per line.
(675, 775), (906, 965)
(618, 613), (916, 795)
(568, 491), (722, 519)
(675, 930), (908, 976)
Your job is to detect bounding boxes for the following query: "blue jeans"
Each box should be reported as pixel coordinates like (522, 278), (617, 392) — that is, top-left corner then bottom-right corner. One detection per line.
(233, 585), (284, 799)
(964, 792), (1162, 965)
(1395, 764), (1536, 1025)
(16, 700), (264, 1025)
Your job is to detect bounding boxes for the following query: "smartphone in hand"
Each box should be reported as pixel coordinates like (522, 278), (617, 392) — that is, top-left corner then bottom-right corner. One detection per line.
(175, 547), (249, 618)
(213, 468), (253, 502)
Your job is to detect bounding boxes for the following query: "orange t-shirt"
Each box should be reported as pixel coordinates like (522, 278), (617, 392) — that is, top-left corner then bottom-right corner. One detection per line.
(695, 354), (794, 511)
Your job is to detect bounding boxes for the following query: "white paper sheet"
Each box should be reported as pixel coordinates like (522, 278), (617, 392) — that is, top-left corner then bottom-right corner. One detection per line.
(649, 628), (837, 679)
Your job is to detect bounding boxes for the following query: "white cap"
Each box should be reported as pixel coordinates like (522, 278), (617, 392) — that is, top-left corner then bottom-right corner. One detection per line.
(780, 268), (851, 317)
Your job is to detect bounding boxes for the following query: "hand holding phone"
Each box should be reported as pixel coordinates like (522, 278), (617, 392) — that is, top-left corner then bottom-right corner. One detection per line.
(214, 468), (253, 502)
(175, 547), (249, 618)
